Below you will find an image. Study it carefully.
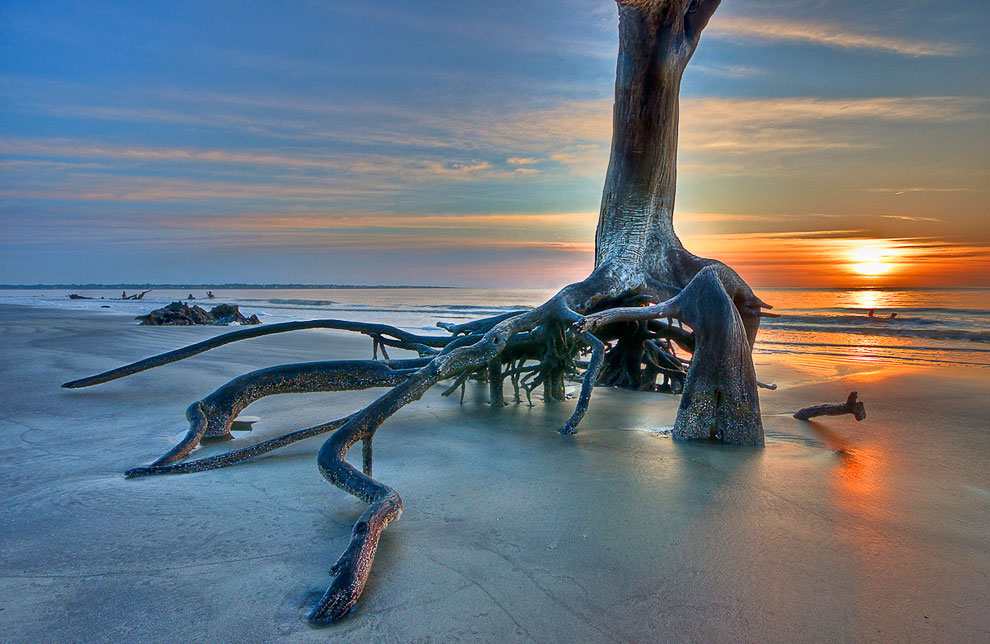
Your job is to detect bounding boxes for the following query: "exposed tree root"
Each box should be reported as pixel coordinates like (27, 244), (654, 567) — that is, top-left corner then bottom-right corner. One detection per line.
(581, 265), (765, 444)
(126, 358), (426, 470)
(559, 332), (605, 434)
(61, 319), (453, 389)
(66, 263), (771, 622)
(124, 414), (354, 478)
(307, 278), (599, 621)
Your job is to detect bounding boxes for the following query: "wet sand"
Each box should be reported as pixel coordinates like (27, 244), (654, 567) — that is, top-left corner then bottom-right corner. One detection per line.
(1, 304), (987, 643)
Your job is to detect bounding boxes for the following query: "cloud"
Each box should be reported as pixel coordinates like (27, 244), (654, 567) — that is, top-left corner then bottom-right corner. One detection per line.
(680, 213), (795, 223)
(0, 159), (106, 170)
(690, 63), (765, 78)
(707, 16), (962, 57)
(549, 144), (608, 165)
(865, 187), (978, 195)
(681, 96), (984, 127)
(15, 94), (982, 168)
(0, 176), (393, 203)
(5, 208), (599, 253)
(426, 160), (492, 174)
(879, 215), (943, 222)
(4, 90), (986, 213)
(18, 77), (985, 165)
(0, 139), (349, 170)
(673, 96), (987, 169)
(0, 139), (543, 201)
(675, 212), (950, 235)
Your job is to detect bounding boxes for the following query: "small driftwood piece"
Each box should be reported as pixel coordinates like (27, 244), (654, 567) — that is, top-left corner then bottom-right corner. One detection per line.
(794, 391), (866, 421)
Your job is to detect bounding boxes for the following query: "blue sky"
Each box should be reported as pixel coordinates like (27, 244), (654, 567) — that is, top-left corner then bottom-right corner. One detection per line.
(1, 0), (988, 286)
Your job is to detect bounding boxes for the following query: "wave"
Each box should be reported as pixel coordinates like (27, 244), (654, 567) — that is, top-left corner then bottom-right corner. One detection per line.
(763, 314), (989, 343)
(869, 307), (990, 316)
(759, 339), (990, 354)
(755, 344), (990, 367)
(264, 298), (337, 306)
(787, 306), (990, 316)
(238, 300), (527, 316)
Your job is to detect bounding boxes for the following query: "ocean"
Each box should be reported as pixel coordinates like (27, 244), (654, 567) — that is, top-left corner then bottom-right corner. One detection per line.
(2, 286), (988, 368)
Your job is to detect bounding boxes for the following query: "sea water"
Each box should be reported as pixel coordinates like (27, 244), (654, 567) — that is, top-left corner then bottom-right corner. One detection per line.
(2, 286), (988, 368)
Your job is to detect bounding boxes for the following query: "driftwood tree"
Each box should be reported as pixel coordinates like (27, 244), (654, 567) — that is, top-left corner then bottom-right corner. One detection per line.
(64, 0), (772, 623)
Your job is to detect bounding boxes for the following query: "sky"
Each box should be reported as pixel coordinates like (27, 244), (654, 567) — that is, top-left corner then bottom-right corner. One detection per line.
(1, 0), (988, 288)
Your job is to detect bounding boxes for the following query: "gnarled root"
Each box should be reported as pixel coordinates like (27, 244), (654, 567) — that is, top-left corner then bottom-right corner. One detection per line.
(308, 263), (767, 620)
(64, 264), (769, 624)
(61, 319), (453, 389)
(310, 374), (439, 622)
(308, 281), (603, 620)
(131, 358), (425, 471)
(559, 332), (604, 434)
(125, 415), (353, 478)
(597, 322), (649, 390)
(670, 266), (763, 444)
(580, 264), (765, 445)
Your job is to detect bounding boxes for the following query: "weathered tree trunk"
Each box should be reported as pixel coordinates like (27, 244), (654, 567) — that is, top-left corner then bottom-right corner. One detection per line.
(590, 0), (765, 444)
(597, 1), (717, 289)
(597, 2), (688, 283)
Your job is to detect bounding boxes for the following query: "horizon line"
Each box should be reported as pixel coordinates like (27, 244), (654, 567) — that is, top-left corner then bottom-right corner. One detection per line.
(2, 283), (988, 291)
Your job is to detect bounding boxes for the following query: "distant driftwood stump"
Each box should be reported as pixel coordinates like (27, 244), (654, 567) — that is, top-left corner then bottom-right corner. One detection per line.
(794, 392), (866, 421)
(137, 301), (261, 326)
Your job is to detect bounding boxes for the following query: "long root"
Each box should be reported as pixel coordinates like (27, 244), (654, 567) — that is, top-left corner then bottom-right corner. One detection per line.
(62, 319), (452, 389)
(125, 415), (354, 477)
(131, 359), (424, 468)
(64, 264), (770, 624)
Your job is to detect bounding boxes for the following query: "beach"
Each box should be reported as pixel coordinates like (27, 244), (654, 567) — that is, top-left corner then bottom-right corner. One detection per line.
(1, 302), (987, 643)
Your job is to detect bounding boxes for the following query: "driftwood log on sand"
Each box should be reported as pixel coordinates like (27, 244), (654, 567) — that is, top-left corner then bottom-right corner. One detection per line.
(794, 392), (867, 421)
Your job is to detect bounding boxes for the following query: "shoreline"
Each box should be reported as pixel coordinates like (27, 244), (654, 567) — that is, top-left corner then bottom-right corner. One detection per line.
(1, 304), (987, 642)
(0, 283), (460, 290)
(4, 286), (988, 373)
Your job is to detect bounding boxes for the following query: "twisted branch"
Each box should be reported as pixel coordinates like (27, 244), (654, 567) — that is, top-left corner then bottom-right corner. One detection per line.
(62, 319), (451, 389)
(136, 359), (425, 468)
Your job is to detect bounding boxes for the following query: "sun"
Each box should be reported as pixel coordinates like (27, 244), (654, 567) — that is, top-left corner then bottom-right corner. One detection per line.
(850, 244), (896, 276)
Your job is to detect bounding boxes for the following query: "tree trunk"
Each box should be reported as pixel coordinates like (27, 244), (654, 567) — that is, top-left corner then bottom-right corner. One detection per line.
(592, 0), (765, 444)
(597, 1), (713, 290)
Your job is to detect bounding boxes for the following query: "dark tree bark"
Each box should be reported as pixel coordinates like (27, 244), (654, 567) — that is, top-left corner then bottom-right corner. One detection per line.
(794, 392), (867, 421)
(587, 0), (765, 443)
(64, 0), (773, 624)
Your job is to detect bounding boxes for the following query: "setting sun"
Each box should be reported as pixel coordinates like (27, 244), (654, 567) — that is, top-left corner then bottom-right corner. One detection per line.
(850, 245), (896, 276)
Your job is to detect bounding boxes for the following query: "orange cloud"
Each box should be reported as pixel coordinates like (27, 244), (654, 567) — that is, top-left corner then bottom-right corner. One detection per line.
(707, 16), (961, 57)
